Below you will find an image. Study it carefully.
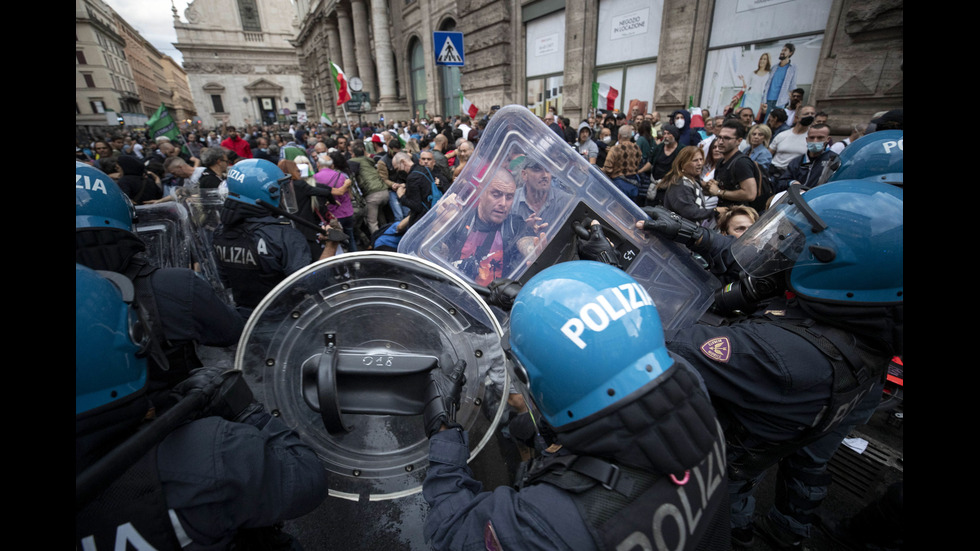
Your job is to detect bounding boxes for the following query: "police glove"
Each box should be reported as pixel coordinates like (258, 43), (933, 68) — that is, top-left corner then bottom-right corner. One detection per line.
(487, 278), (522, 310)
(639, 206), (705, 246)
(576, 219), (621, 268)
(169, 367), (259, 423)
(422, 360), (466, 438)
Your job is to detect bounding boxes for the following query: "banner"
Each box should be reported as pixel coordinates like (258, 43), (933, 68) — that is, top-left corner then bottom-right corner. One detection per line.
(147, 104), (179, 143)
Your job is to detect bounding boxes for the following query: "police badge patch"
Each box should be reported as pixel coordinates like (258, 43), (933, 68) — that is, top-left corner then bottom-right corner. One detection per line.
(700, 337), (731, 362)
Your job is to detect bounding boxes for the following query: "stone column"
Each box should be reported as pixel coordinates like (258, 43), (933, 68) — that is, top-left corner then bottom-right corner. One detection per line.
(335, 3), (358, 89)
(369, 0), (398, 108)
(350, 0), (378, 102)
(324, 16), (343, 113)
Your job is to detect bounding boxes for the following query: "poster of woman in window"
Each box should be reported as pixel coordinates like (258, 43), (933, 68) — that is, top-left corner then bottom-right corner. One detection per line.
(700, 34), (822, 123)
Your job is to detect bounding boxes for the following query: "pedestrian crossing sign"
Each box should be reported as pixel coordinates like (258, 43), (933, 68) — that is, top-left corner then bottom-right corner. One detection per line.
(434, 31), (465, 66)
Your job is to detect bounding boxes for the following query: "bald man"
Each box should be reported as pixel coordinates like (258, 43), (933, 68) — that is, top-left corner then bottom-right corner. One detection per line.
(440, 168), (545, 286)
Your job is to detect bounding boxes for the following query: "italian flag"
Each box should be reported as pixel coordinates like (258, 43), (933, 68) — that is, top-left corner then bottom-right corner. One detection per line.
(460, 93), (479, 118)
(592, 82), (618, 111)
(330, 61), (351, 106)
(690, 107), (705, 129)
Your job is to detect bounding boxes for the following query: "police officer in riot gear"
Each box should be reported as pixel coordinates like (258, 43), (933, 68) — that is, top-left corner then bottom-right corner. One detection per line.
(212, 158), (311, 316)
(818, 129), (902, 187)
(632, 180), (903, 548)
(421, 261), (730, 550)
(75, 264), (327, 550)
(76, 161), (244, 408)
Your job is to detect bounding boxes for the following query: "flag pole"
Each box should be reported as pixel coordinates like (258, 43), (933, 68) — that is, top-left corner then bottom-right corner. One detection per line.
(341, 103), (355, 143)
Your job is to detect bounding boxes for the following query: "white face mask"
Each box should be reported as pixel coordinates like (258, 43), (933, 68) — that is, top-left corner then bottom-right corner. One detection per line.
(602, 136), (612, 144)
(296, 163), (311, 178)
(674, 118), (685, 129)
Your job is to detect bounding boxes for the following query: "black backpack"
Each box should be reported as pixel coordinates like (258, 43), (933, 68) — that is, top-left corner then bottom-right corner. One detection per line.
(747, 159), (774, 213)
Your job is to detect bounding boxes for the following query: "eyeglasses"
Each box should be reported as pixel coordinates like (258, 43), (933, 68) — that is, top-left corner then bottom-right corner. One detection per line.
(716, 135), (738, 141)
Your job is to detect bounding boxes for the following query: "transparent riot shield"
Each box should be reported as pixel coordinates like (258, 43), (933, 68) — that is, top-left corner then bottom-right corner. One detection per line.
(398, 105), (717, 330)
(135, 201), (195, 271)
(235, 251), (508, 501)
(180, 188), (233, 304)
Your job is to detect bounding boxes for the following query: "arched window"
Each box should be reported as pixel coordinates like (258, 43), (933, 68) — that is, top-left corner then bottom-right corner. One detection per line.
(409, 38), (427, 119)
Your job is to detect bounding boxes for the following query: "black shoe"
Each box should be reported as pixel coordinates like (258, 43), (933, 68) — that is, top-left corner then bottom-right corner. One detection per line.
(756, 515), (803, 550)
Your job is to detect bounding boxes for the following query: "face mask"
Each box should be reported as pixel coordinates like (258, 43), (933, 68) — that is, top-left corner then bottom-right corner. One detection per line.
(674, 119), (685, 129)
(602, 136), (612, 144)
(296, 163), (311, 178)
(806, 141), (826, 154)
(799, 116), (815, 126)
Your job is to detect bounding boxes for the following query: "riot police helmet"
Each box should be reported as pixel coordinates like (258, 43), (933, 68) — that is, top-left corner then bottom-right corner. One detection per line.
(224, 158), (290, 208)
(508, 261), (674, 429)
(731, 180), (903, 305)
(76, 161), (136, 233)
(76, 264), (149, 416)
(817, 129), (903, 187)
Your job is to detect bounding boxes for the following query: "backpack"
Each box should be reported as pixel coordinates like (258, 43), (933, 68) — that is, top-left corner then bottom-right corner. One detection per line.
(746, 159), (774, 213)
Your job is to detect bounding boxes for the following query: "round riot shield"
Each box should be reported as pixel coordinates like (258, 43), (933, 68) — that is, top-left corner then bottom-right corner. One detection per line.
(235, 251), (508, 501)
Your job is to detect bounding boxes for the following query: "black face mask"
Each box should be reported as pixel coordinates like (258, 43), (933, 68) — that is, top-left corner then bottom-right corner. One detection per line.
(799, 116), (815, 127)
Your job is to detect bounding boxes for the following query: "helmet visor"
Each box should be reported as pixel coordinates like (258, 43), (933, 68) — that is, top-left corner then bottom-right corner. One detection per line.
(731, 185), (830, 277)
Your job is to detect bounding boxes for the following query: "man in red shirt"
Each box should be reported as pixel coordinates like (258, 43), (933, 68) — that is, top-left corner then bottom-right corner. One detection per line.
(220, 126), (253, 159)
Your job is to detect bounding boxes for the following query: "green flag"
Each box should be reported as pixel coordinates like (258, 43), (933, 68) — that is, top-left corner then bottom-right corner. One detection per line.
(147, 104), (179, 143)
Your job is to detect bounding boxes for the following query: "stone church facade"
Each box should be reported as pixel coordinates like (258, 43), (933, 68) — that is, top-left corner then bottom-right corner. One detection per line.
(175, 0), (307, 128)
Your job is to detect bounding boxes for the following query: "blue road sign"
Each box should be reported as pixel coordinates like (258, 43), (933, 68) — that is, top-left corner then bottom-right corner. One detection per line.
(434, 31), (465, 67)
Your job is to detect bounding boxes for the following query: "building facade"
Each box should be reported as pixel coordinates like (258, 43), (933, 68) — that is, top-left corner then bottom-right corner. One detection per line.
(76, 0), (141, 134)
(163, 56), (198, 124)
(76, 0), (197, 140)
(174, 0), (307, 128)
(291, 0), (901, 133)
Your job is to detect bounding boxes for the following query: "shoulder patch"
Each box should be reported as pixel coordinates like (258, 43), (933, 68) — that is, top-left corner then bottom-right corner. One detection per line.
(700, 337), (731, 362)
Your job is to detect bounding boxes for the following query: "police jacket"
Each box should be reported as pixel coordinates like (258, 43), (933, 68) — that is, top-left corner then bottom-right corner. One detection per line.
(423, 359), (730, 550)
(214, 208), (310, 311)
(77, 409), (328, 550)
(667, 231), (900, 457)
(127, 259), (245, 404)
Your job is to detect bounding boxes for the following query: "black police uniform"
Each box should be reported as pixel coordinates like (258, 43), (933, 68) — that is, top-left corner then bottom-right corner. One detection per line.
(77, 407), (327, 550)
(423, 360), (731, 550)
(662, 231), (898, 538)
(127, 258), (244, 389)
(213, 212), (310, 314)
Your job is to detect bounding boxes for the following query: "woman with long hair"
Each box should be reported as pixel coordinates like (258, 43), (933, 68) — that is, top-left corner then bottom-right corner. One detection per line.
(746, 52), (772, 123)
(660, 146), (717, 224)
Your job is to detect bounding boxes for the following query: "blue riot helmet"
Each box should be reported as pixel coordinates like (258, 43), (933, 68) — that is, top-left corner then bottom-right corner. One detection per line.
(731, 180), (903, 305)
(817, 129), (903, 187)
(508, 261), (674, 429)
(76, 161), (136, 232)
(224, 158), (290, 208)
(76, 264), (149, 416)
